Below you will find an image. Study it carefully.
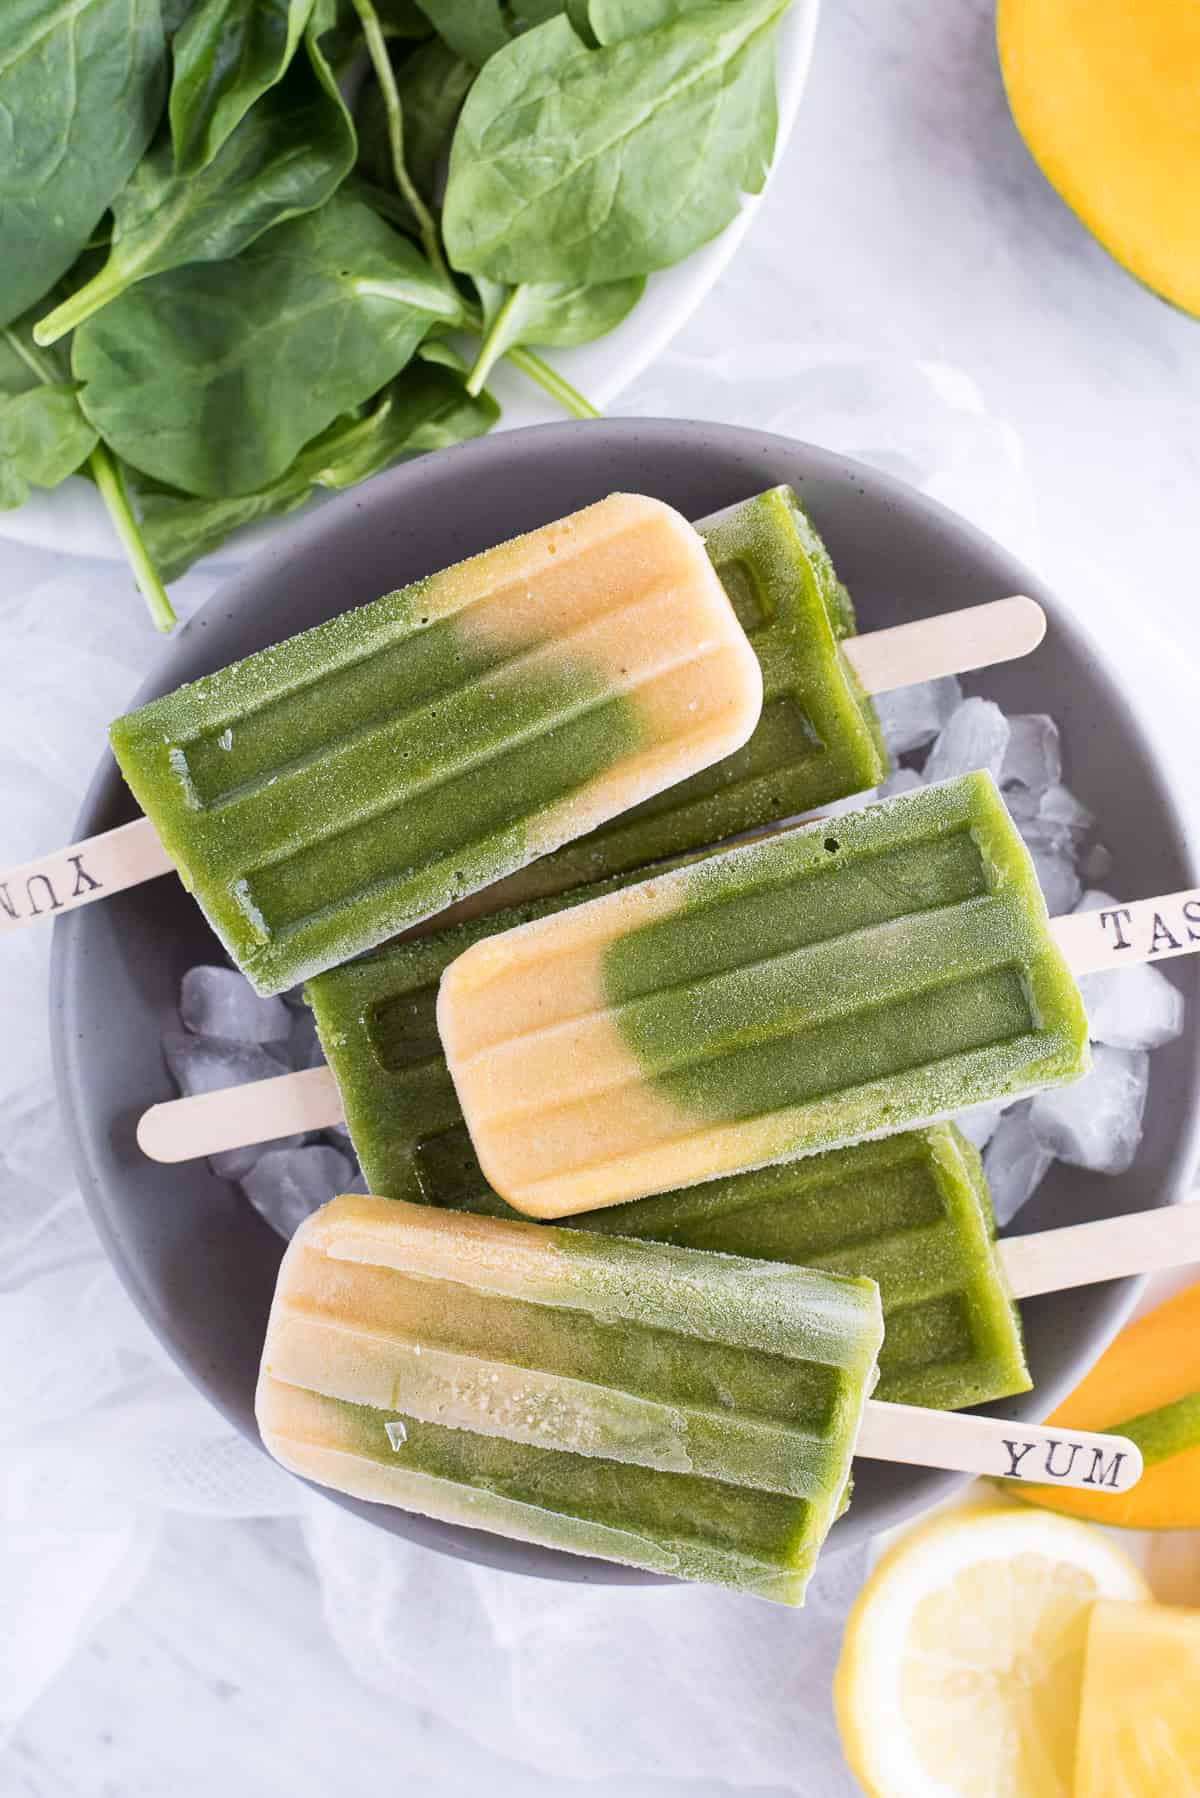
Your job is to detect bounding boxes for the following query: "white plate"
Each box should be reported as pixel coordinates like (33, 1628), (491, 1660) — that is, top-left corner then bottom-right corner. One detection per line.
(1, 1), (819, 565)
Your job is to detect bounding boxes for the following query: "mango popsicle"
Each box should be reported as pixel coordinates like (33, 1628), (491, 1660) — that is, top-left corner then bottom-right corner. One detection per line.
(109, 494), (763, 994)
(307, 892), (1028, 1413)
(458, 484), (887, 913)
(438, 772), (1091, 1217)
(256, 1193), (885, 1603)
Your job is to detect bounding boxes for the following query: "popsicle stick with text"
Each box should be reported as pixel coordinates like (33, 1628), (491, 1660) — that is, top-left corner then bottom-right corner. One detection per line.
(0, 593), (1045, 933)
(856, 1403), (1141, 1492)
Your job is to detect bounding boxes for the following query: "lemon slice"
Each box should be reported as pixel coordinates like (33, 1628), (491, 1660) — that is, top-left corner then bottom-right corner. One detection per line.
(833, 1503), (1150, 1798)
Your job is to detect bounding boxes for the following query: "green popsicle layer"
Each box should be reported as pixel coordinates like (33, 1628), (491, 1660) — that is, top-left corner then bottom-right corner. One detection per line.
(307, 870), (1029, 1411)
(256, 1195), (885, 1602)
(584, 1126), (1029, 1412)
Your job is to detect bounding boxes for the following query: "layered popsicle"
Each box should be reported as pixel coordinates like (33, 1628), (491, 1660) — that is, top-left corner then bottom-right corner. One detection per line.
(456, 484), (887, 913)
(256, 1194), (885, 1603)
(109, 495), (763, 994)
(438, 771), (1091, 1217)
(307, 891), (1028, 1413)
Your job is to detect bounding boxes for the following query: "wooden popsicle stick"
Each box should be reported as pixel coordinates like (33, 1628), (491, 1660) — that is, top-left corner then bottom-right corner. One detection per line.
(1052, 888), (1200, 974)
(136, 1064), (344, 1163)
(857, 1401), (1142, 1492)
(0, 596), (1047, 934)
(840, 595), (1046, 694)
(0, 815), (172, 932)
(999, 1202), (1200, 1298)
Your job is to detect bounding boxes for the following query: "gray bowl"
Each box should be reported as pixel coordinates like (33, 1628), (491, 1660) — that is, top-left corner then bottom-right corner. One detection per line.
(52, 421), (1200, 1585)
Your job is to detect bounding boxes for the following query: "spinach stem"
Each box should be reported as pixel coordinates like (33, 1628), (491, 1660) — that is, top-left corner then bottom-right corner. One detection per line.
(459, 299), (600, 419)
(505, 346), (601, 420)
(351, 0), (451, 289)
(89, 445), (177, 633)
(3, 324), (59, 388)
(33, 267), (130, 348)
(465, 286), (522, 396)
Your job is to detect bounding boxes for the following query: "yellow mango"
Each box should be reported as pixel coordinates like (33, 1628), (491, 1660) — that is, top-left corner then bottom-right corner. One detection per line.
(998, 1), (1200, 317)
(1014, 1281), (1200, 1529)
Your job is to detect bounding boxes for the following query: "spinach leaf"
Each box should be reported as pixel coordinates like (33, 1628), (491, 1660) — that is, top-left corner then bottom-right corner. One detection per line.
(412, 0), (510, 65)
(162, 0), (198, 32)
(0, 315), (98, 508)
(137, 357), (497, 576)
(589, 0), (716, 35)
(357, 38), (473, 209)
(0, 304), (174, 626)
(467, 274), (643, 392)
(35, 30), (356, 345)
(169, 0), (316, 172)
(443, 1), (785, 285)
(374, 0), (432, 32)
(0, 0), (167, 327)
(73, 196), (464, 497)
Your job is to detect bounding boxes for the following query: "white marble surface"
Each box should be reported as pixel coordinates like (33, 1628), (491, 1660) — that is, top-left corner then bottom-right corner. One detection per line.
(3, 2), (1200, 1794)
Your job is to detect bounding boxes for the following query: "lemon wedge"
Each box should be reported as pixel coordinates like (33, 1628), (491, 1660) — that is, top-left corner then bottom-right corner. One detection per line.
(833, 1503), (1149, 1798)
(1075, 1600), (1200, 1795)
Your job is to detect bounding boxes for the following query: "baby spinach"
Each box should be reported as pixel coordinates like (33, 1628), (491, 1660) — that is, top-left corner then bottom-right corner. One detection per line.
(168, 0), (315, 172)
(137, 357), (497, 577)
(443, 1), (785, 284)
(412, 1), (511, 64)
(357, 37), (473, 211)
(34, 30), (356, 345)
(0, 0), (167, 327)
(1, 304), (174, 626)
(1, 0), (793, 625)
(467, 275), (644, 394)
(74, 196), (464, 497)
(0, 314), (98, 508)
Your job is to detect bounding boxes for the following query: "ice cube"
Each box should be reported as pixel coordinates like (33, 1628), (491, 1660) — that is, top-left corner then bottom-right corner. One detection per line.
(1029, 848), (1081, 916)
(877, 766), (924, 799)
(872, 677), (962, 757)
(162, 1034), (307, 1173)
(242, 1144), (354, 1237)
(1078, 963), (1186, 1051)
(954, 1100), (1008, 1152)
(210, 1144), (272, 1182)
(1082, 842), (1114, 881)
(180, 966), (290, 1044)
(921, 698), (1010, 785)
(1000, 714), (1061, 797)
(1038, 783), (1094, 844)
(1029, 1045), (1150, 1174)
(163, 1032), (287, 1098)
(1076, 888), (1119, 914)
(982, 1102), (1054, 1225)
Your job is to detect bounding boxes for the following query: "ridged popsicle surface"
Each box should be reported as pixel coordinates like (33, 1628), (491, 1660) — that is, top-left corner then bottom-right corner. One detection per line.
(309, 931), (1026, 1409)
(451, 484), (887, 915)
(439, 773), (1090, 1217)
(256, 1195), (884, 1602)
(110, 495), (761, 993)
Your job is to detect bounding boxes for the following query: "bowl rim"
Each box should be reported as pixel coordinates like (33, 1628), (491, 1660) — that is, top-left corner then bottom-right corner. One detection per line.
(52, 418), (1200, 1586)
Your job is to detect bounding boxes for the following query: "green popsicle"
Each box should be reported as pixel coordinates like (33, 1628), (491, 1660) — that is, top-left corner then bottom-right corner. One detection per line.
(109, 494), (763, 993)
(256, 1193), (885, 1603)
(306, 870), (1029, 1412)
(439, 772), (1091, 1217)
